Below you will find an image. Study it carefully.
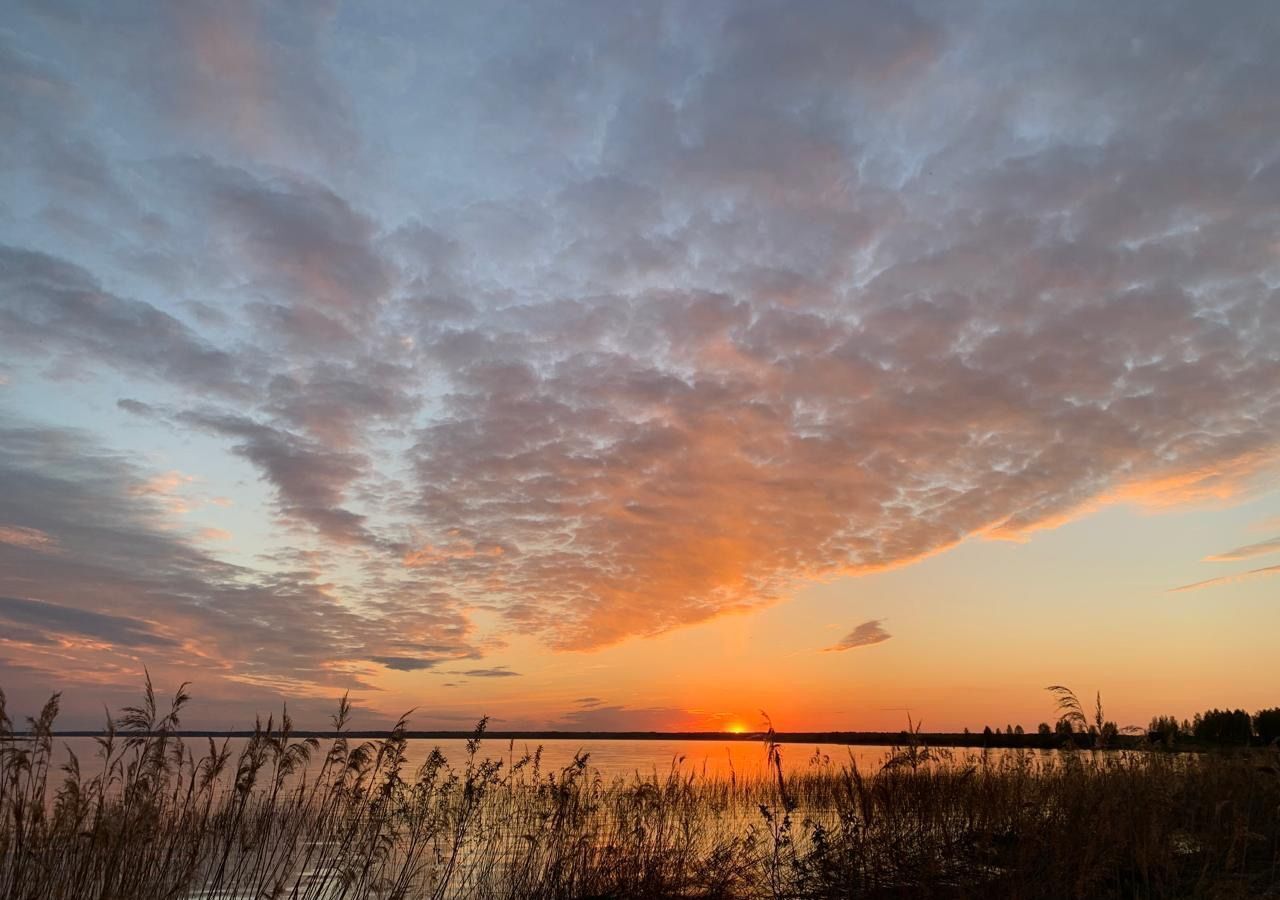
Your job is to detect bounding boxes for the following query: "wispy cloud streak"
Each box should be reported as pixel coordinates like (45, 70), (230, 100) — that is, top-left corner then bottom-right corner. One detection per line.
(1169, 565), (1280, 594)
(1204, 537), (1280, 563)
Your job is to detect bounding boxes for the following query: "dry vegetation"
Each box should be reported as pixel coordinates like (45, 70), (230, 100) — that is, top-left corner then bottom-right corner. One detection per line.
(2, 680), (1278, 899)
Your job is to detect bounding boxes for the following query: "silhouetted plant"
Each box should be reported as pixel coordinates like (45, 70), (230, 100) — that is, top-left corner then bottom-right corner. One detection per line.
(1045, 685), (1133, 749)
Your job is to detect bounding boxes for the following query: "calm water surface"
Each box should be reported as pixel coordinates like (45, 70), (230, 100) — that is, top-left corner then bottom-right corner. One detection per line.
(53, 736), (1058, 780)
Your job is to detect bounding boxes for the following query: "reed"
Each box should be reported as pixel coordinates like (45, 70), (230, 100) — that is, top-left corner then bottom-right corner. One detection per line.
(2, 679), (1277, 899)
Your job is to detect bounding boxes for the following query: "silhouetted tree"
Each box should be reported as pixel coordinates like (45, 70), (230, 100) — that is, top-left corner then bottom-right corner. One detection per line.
(1037, 723), (1052, 737)
(1014, 724), (1024, 735)
(1149, 715), (1182, 746)
(1193, 708), (1252, 745)
(983, 725), (994, 737)
(1254, 708), (1280, 745)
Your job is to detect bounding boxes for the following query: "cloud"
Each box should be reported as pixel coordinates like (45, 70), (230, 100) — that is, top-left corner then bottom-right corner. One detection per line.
(0, 525), (59, 552)
(162, 0), (356, 166)
(0, 246), (253, 397)
(265, 360), (421, 448)
(3, 1), (1280, 681)
(0, 31), (80, 163)
(182, 410), (371, 543)
(1169, 564), (1280, 594)
(455, 666), (520, 678)
(0, 595), (178, 650)
(127, 405), (378, 547)
(0, 418), (477, 724)
(403, 539), (507, 568)
(396, 0), (1280, 651)
(184, 159), (393, 319)
(21, 0), (355, 172)
(824, 620), (892, 652)
(371, 656), (440, 672)
(1204, 536), (1280, 562)
(552, 703), (697, 732)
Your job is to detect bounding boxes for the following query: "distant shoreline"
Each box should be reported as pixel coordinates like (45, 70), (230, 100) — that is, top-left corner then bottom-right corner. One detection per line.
(31, 730), (1160, 749)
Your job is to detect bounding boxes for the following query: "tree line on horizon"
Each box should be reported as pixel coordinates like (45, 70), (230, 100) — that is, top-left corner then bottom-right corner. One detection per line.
(1146, 706), (1280, 747)
(961, 705), (1280, 749)
(952, 686), (1280, 750)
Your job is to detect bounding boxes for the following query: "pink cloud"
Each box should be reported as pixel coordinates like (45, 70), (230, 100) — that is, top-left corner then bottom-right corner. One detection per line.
(197, 527), (233, 542)
(0, 525), (59, 553)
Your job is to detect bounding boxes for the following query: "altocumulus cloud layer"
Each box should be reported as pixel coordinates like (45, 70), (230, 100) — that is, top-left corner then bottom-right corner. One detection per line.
(1, 1), (1279, 717)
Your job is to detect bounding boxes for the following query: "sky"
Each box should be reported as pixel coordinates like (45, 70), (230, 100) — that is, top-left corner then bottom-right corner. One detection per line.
(1, 1), (1278, 732)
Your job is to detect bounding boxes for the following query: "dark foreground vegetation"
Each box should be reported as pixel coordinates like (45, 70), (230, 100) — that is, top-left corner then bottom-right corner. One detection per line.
(3, 682), (1278, 900)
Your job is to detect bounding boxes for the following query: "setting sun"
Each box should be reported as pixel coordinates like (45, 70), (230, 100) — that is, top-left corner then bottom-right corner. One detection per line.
(725, 722), (748, 735)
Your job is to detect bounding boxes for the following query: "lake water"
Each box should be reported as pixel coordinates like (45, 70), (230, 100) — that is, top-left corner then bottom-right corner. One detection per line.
(51, 736), (1060, 782)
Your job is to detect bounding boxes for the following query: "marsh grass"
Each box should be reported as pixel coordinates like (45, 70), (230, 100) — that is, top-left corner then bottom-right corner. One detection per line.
(2, 679), (1278, 899)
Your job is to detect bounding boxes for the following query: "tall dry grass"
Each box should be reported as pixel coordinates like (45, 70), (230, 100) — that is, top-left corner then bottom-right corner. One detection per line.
(2, 679), (1278, 899)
